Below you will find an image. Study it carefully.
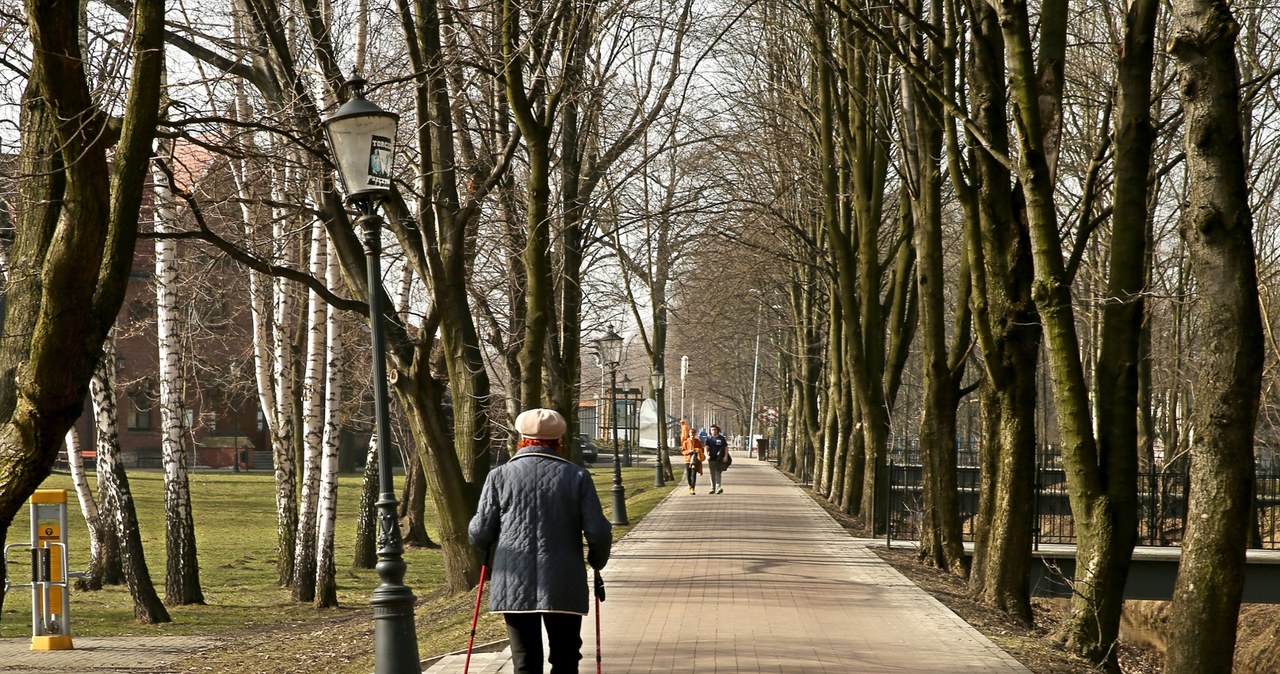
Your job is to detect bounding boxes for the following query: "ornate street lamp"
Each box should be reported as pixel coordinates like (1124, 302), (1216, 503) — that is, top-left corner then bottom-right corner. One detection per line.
(323, 79), (420, 674)
(594, 326), (628, 526)
(650, 370), (665, 487)
(620, 374), (632, 467)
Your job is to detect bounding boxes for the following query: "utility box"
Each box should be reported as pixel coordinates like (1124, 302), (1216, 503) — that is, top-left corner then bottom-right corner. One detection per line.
(3, 489), (75, 650)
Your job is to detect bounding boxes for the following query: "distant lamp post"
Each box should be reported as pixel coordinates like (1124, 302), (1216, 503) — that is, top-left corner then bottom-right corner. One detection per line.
(747, 293), (763, 459)
(620, 374), (633, 467)
(680, 356), (688, 422)
(594, 326), (628, 526)
(323, 79), (420, 674)
(651, 370), (665, 486)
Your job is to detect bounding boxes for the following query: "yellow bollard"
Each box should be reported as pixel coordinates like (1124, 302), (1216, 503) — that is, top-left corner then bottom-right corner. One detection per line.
(28, 489), (73, 651)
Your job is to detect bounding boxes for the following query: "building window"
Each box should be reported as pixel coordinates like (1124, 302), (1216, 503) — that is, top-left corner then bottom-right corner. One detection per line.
(127, 394), (151, 430)
(257, 408), (267, 432)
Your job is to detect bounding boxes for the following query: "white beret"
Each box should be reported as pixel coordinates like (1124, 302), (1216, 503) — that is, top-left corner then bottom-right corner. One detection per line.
(514, 408), (567, 440)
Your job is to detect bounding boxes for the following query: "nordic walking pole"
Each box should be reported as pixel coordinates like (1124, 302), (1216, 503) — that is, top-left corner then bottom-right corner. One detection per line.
(464, 549), (493, 674)
(594, 569), (606, 674)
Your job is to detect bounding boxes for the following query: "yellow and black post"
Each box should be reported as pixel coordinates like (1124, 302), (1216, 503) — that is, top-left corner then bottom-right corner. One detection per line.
(29, 489), (74, 650)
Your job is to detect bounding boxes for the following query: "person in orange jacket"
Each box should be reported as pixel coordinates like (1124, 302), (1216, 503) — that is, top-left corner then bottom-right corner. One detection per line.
(679, 419), (705, 494)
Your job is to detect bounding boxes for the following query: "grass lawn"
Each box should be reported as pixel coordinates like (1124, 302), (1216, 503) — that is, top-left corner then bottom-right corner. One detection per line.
(1, 462), (672, 671)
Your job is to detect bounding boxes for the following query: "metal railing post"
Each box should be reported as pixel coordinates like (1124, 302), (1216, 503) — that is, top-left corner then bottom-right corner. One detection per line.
(885, 458), (894, 548)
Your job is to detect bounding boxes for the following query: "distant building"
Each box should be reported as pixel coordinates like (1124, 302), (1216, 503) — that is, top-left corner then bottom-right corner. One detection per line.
(71, 143), (269, 470)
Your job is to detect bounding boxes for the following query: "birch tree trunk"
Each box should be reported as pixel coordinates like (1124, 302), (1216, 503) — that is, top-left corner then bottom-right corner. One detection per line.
(293, 219), (327, 601)
(1165, 1), (1264, 669)
(66, 425), (117, 590)
(90, 440), (126, 587)
(271, 167), (301, 586)
(314, 239), (342, 608)
(352, 434), (379, 570)
(223, 65), (298, 588)
(90, 342), (169, 623)
(154, 147), (204, 606)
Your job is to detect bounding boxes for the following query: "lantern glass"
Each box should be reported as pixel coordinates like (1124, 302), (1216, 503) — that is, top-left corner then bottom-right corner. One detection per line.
(323, 88), (399, 201)
(650, 370), (664, 391)
(594, 326), (624, 369)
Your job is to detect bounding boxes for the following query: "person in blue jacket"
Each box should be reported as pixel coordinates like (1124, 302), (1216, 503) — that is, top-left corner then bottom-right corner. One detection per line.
(703, 424), (729, 494)
(469, 408), (613, 673)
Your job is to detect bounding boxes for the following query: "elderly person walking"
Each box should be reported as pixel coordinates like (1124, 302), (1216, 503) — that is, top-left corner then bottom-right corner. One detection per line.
(468, 408), (613, 674)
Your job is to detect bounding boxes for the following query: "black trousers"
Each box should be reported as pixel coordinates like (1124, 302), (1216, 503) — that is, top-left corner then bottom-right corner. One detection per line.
(504, 612), (584, 674)
(686, 463), (698, 488)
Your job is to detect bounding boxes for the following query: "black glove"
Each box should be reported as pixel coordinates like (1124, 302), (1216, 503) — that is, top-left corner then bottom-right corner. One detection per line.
(594, 572), (606, 602)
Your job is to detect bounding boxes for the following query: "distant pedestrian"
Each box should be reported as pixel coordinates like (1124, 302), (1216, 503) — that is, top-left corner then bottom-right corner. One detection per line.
(468, 408), (613, 674)
(703, 425), (729, 494)
(679, 420), (705, 494)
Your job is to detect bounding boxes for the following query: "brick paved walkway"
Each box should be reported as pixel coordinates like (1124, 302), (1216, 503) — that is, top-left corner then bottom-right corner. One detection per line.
(1, 454), (1032, 673)
(425, 452), (1031, 673)
(0, 635), (221, 673)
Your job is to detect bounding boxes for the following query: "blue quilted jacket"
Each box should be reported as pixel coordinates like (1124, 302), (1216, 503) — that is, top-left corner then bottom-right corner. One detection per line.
(468, 445), (612, 615)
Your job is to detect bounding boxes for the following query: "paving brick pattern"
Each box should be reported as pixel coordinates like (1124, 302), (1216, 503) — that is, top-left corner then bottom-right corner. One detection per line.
(0, 635), (220, 673)
(426, 452), (1031, 673)
(0, 455), (1031, 674)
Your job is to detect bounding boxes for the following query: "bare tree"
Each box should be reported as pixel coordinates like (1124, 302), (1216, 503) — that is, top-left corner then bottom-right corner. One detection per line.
(90, 341), (169, 623)
(1164, 0), (1265, 669)
(899, 0), (972, 578)
(154, 140), (205, 606)
(0, 0), (164, 616)
(314, 238), (343, 607)
(64, 424), (119, 590)
(293, 220), (327, 601)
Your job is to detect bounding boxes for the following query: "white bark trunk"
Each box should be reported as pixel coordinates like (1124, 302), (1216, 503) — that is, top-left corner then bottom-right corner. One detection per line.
(90, 339), (170, 622)
(65, 425), (101, 570)
(271, 162), (301, 585)
(223, 77), (296, 584)
(314, 238), (343, 606)
(225, 42), (278, 444)
(293, 218), (327, 599)
(352, 432), (380, 569)
(155, 147), (203, 604)
(396, 264), (413, 314)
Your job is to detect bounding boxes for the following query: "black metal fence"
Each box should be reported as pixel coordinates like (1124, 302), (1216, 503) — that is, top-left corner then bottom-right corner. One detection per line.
(886, 449), (1280, 549)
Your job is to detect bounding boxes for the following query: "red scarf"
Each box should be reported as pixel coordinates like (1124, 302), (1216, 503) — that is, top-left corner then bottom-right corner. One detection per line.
(518, 437), (561, 454)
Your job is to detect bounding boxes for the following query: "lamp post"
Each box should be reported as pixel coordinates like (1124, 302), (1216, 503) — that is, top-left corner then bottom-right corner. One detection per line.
(323, 79), (420, 673)
(747, 307), (762, 460)
(592, 349), (606, 441)
(680, 356), (688, 422)
(594, 326), (628, 526)
(620, 374), (632, 467)
(651, 369), (665, 486)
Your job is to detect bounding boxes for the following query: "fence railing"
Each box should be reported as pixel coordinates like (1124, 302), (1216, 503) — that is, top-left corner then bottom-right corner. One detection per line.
(887, 457), (1280, 550)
